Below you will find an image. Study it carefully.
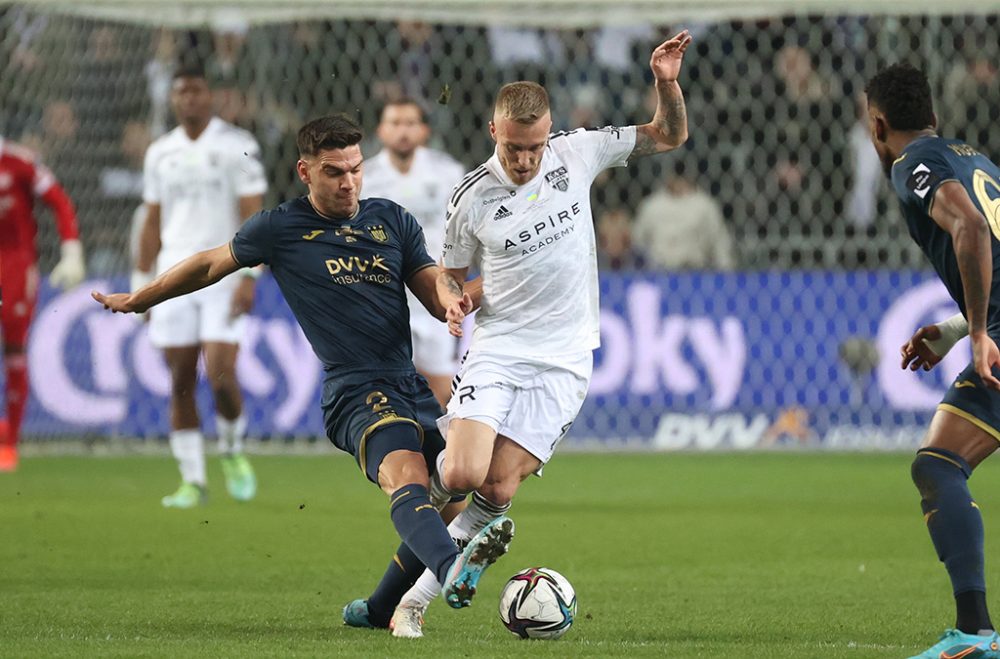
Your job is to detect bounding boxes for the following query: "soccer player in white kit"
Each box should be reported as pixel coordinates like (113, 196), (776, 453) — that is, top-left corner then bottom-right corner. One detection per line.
(362, 99), (466, 407)
(385, 31), (693, 637)
(134, 64), (267, 508)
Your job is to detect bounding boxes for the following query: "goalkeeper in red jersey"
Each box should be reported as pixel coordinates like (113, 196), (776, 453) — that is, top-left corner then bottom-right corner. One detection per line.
(0, 136), (86, 471)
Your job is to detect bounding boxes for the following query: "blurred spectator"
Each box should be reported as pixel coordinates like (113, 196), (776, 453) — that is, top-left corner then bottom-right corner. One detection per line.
(208, 9), (249, 86)
(146, 28), (177, 138)
(596, 208), (643, 271)
(943, 54), (1000, 159)
(99, 120), (149, 201)
(845, 93), (881, 228)
(633, 164), (734, 271)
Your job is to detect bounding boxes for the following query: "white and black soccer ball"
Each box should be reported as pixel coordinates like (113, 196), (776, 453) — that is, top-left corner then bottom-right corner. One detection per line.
(498, 567), (577, 640)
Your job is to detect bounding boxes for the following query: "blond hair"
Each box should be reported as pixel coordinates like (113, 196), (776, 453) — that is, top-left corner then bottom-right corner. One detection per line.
(494, 81), (549, 124)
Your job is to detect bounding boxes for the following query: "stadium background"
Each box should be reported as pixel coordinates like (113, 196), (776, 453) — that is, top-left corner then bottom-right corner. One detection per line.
(3, 0), (1000, 451)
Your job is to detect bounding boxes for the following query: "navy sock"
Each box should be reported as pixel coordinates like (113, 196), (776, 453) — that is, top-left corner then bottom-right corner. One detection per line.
(366, 542), (424, 626)
(911, 448), (993, 633)
(389, 484), (459, 586)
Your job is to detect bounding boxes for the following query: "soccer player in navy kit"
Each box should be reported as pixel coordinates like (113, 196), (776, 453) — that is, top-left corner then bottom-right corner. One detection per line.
(866, 63), (1000, 659)
(92, 114), (512, 614)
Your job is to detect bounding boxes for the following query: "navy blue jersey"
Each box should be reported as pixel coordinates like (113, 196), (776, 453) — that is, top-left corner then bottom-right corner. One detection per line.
(891, 135), (1000, 330)
(230, 196), (435, 373)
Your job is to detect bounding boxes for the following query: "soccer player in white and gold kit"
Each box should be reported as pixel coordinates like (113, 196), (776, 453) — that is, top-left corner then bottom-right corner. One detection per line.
(135, 64), (267, 508)
(379, 31), (693, 637)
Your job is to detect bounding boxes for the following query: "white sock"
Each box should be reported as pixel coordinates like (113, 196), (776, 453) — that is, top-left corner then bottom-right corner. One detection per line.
(401, 492), (512, 607)
(169, 429), (206, 486)
(216, 414), (247, 454)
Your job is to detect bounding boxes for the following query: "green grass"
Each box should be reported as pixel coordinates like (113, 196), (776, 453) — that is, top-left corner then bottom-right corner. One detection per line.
(1, 451), (996, 657)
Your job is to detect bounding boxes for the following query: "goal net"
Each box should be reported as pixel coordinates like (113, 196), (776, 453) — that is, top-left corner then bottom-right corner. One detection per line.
(2, 1), (998, 448)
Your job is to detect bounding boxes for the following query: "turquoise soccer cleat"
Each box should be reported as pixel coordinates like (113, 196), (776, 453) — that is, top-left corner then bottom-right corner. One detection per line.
(907, 629), (1000, 659)
(221, 453), (257, 502)
(161, 481), (207, 509)
(442, 515), (514, 609)
(342, 599), (376, 629)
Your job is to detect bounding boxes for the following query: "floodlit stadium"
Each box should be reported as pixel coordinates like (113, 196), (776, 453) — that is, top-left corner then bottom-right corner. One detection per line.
(2, 0), (1000, 656)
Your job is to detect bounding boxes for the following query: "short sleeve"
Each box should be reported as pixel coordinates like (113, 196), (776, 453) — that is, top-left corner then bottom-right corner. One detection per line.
(230, 210), (274, 267)
(556, 126), (637, 179)
(441, 187), (479, 269)
(891, 146), (957, 215)
(233, 136), (268, 197)
(399, 206), (435, 279)
(142, 146), (161, 204)
(31, 161), (55, 196)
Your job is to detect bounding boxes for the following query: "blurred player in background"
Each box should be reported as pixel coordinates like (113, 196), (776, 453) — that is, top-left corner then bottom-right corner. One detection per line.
(0, 137), (85, 472)
(134, 64), (266, 507)
(867, 63), (1000, 659)
(357, 31), (692, 638)
(93, 113), (511, 616)
(363, 98), (466, 407)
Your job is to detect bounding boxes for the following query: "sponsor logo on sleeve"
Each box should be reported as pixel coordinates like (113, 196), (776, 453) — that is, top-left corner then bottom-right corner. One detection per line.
(907, 163), (939, 200)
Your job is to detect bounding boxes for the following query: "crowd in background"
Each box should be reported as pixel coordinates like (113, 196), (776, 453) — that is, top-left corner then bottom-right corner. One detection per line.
(1, 8), (998, 274)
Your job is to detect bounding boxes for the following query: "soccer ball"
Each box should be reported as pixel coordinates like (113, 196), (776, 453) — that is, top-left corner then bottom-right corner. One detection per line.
(498, 567), (577, 639)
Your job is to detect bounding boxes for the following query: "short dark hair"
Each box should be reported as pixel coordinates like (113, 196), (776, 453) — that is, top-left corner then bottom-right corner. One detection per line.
(865, 63), (935, 131)
(379, 97), (428, 124)
(297, 114), (364, 156)
(172, 61), (207, 82)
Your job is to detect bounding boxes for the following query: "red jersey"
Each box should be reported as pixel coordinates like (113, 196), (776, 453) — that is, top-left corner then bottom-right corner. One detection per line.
(0, 137), (79, 258)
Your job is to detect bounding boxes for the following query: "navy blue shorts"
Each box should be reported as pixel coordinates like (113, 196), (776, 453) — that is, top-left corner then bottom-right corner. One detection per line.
(939, 362), (1000, 442)
(322, 371), (446, 483)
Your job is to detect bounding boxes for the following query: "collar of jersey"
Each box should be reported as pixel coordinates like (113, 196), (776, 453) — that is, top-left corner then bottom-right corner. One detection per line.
(901, 132), (940, 155)
(179, 116), (223, 144)
(306, 196), (360, 222)
(486, 148), (550, 189)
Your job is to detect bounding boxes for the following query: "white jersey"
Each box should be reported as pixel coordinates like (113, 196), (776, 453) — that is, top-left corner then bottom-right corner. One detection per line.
(142, 116), (267, 272)
(442, 126), (636, 362)
(363, 146), (465, 262)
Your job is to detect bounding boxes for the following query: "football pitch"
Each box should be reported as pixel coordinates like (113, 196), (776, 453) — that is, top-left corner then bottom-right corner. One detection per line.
(1, 451), (995, 658)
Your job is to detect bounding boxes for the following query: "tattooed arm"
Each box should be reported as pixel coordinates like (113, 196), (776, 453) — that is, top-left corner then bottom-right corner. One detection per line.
(437, 265), (474, 338)
(633, 31), (692, 159)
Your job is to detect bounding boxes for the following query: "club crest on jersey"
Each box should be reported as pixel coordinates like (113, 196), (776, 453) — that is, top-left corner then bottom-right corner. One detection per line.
(544, 166), (569, 192)
(367, 225), (389, 242)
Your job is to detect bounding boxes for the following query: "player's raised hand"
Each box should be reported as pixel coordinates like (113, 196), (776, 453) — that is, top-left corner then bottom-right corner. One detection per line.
(445, 293), (473, 338)
(971, 331), (1000, 391)
(901, 324), (945, 371)
(92, 290), (146, 314)
(649, 30), (692, 83)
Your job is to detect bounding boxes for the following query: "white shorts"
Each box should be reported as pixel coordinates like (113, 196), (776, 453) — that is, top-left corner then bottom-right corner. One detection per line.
(148, 276), (245, 348)
(409, 302), (459, 377)
(438, 351), (592, 465)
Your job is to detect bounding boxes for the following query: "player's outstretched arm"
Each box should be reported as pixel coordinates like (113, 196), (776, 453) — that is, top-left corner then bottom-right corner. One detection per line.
(930, 181), (1000, 389)
(92, 243), (241, 314)
(632, 30), (692, 159)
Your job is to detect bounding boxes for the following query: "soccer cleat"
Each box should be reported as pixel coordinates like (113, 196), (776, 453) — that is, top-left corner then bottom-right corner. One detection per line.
(442, 515), (515, 609)
(907, 629), (1000, 659)
(342, 599), (376, 629)
(389, 601), (427, 638)
(221, 453), (257, 501)
(161, 481), (207, 509)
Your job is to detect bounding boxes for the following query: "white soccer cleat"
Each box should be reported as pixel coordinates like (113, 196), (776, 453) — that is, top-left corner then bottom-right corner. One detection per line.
(389, 601), (427, 639)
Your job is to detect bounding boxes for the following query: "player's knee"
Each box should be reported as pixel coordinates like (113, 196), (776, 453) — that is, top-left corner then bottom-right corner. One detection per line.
(911, 448), (971, 498)
(378, 450), (430, 495)
(442, 459), (488, 495)
(477, 476), (519, 507)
